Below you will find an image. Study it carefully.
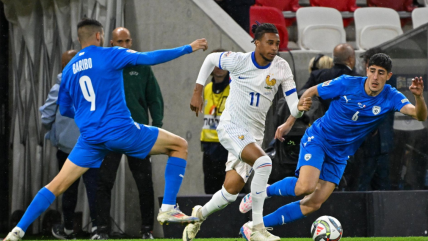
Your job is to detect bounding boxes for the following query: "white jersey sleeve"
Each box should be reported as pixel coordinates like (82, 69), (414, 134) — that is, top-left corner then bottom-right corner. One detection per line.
(195, 52), (222, 86)
(278, 60), (304, 118)
(219, 51), (245, 72)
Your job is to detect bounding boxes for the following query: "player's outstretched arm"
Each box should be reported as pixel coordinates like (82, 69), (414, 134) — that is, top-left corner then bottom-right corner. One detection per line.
(190, 52), (222, 116)
(400, 77), (427, 121)
(135, 38), (208, 66)
(189, 38), (208, 52)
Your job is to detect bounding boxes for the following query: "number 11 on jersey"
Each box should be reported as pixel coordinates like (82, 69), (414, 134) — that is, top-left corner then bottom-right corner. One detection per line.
(250, 92), (260, 107)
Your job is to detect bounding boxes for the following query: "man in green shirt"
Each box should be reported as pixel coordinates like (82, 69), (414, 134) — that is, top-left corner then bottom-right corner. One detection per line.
(94, 27), (163, 240)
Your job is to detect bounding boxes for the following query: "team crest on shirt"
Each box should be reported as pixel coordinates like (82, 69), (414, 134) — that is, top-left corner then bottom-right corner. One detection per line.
(372, 106), (381, 115)
(322, 80), (332, 87)
(304, 153), (312, 161)
(238, 135), (245, 140)
(264, 75), (276, 89)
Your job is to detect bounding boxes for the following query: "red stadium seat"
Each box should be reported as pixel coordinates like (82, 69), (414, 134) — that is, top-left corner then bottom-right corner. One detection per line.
(310, 0), (359, 27)
(367, 0), (417, 26)
(249, 6), (289, 51)
(367, 0), (416, 12)
(254, 0), (301, 26)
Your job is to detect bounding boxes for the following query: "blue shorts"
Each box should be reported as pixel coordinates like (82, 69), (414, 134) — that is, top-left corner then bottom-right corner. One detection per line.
(295, 133), (347, 185)
(68, 124), (159, 168)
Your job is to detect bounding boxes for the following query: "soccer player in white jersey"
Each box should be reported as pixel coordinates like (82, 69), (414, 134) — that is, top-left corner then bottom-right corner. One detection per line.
(185, 23), (312, 241)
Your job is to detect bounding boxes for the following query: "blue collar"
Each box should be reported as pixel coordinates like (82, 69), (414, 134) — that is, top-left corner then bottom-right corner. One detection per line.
(251, 52), (271, 69)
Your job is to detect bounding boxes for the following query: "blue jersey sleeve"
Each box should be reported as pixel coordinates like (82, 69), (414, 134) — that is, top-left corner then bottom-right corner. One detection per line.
(57, 75), (75, 118)
(390, 88), (411, 112)
(108, 45), (192, 69)
(317, 75), (347, 100)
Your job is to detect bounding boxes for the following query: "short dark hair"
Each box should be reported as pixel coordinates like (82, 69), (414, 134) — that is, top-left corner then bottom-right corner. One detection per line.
(361, 47), (382, 64)
(368, 53), (392, 72)
(251, 23), (278, 43)
(77, 18), (103, 30)
(77, 18), (103, 41)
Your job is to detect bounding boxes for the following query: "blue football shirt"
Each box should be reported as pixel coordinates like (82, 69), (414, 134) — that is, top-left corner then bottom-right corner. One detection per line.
(308, 75), (410, 160)
(58, 44), (191, 143)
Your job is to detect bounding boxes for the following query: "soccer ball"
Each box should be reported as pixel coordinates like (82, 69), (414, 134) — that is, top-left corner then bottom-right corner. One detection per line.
(311, 215), (343, 241)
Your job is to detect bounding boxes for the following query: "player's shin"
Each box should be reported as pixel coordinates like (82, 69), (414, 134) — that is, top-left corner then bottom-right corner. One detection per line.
(266, 177), (298, 197)
(201, 185), (238, 218)
(251, 156), (272, 227)
(16, 187), (56, 235)
(263, 201), (305, 227)
(161, 157), (186, 211)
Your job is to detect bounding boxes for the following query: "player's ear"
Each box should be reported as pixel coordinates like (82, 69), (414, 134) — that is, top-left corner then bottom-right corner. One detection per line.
(110, 40), (113, 47)
(387, 72), (393, 81)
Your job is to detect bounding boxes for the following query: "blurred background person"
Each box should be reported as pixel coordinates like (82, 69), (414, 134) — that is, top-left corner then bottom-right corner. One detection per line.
(94, 27), (163, 240)
(200, 48), (230, 194)
(40, 50), (99, 240)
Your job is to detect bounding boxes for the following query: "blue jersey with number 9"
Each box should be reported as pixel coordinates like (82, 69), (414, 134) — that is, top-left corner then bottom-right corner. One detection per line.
(308, 75), (410, 160)
(58, 46), (141, 143)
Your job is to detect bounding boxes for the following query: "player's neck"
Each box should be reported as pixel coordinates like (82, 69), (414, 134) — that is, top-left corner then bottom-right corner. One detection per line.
(213, 75), (226, 83)
(81, 41), (100, 49)
(364, 83), (382, 97)
(254, 51), (271, 67)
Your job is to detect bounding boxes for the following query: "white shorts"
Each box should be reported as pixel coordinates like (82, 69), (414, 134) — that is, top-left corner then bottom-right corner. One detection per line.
(217, 122), (263, 183)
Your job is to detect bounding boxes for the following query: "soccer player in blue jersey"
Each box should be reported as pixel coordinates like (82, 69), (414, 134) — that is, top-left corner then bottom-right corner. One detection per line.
(4, 18), (208, 241)
(238, 53), (427, 238)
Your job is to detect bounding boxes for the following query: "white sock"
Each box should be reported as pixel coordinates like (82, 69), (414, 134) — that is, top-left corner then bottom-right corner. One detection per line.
(91, 226), (97, 233)
(201, 185), (238, 218)
(161, 204), (175, 212)
(11, 227), (25, 238)
(251, 156), (272, 226)
(64, 228), (74, 235)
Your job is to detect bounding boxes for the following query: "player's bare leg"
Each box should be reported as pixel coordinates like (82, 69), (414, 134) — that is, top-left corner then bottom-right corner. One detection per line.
(4, 161), (88, 241)
(299, 179), (336, 216)
(149, 128), (199, 225)
(183, 170), (244, 241)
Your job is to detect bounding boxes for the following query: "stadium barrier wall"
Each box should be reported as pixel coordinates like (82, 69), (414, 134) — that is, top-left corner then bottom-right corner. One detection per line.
(160, 191), (428, 238)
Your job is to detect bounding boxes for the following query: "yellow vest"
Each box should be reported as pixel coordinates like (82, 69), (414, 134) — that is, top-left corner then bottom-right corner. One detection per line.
(200, 82), (230, 142)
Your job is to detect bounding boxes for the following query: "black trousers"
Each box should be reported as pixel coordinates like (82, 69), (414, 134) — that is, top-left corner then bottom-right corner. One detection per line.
(96, 152), (154, 232)
(202, 142), (228, 194)
(57, 150), (99, 230)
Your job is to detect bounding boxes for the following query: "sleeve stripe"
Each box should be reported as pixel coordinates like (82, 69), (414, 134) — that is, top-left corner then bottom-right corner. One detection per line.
(285, 88), (296, 96)
(218, 52), (225, 70)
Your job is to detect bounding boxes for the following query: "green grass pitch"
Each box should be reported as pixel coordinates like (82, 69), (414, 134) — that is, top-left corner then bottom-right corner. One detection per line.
(15, 237), (428, 241)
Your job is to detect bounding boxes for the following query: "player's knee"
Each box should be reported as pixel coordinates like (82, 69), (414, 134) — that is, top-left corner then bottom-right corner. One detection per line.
(295, 182), (316, 196)
(223, 182), (242, 195)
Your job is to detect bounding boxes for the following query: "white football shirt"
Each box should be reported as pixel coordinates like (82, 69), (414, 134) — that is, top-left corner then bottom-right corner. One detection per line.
(217, 51), (296, 139)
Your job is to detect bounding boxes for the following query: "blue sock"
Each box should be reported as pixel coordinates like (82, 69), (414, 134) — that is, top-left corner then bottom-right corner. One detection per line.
(263, 201), (305, 227)
(17, 187), (56, 232)
(267, 177), (297, 197)
(162, 157), (186, 205)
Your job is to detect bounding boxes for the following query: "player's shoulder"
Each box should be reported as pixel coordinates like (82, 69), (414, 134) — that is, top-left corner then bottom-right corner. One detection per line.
(333, 74), (365, 85)
(272, 55), (290, 68)
(221, 51), (249, 60)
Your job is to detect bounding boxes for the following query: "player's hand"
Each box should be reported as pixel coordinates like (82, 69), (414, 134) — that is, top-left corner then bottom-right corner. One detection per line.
(298, 97), (312, 111)
(275, 122), (292, 142)
(190, 38), (208, 52)
(409, 77), (424, 97)
(190, 93), (204, 117)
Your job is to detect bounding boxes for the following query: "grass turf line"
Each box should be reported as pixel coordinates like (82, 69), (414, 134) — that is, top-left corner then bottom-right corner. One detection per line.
(18, 237), (428, 241)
